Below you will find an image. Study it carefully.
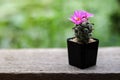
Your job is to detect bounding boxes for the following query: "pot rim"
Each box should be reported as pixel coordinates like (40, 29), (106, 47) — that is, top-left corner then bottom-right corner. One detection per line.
(67, 37), (99, 45)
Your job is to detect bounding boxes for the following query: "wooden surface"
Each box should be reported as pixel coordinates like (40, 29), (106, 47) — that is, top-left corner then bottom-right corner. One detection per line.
(0, 47), (120, 73)
(0, 47), (119, 80)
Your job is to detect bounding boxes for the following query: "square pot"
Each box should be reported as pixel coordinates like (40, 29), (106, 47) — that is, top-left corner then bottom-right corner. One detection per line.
(67, 37), (99, 69)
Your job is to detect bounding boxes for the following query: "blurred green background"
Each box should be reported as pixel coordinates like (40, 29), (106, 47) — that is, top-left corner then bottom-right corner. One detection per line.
(0, 0), (120, 48)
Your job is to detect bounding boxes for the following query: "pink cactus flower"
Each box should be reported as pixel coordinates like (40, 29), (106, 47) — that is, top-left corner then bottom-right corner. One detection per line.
(70, 10), (94, 25)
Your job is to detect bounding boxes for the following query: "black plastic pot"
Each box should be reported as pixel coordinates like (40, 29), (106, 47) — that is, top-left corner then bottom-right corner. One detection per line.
(67, 37), (99, 69)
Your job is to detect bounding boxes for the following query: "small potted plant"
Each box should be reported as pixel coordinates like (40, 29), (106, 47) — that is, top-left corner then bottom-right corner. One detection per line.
(67, 10), (99, 69)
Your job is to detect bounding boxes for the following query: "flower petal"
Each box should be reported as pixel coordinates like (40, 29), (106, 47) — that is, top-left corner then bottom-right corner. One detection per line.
(74, 10), (79, 17)
(69, 17), (77, 24)
(86, 13), (94, 18)
(81, 18), (88, 22)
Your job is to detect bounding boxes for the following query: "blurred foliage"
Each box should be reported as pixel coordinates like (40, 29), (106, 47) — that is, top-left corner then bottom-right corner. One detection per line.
(0, 0), (120, 48)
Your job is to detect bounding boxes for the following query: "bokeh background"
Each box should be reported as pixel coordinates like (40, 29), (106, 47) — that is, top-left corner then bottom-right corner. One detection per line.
(0, 0), (120, 48)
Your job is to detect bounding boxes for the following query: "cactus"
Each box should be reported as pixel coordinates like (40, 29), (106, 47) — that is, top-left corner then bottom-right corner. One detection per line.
(73, 22), (93, 44)
(69, 10), (94, 44)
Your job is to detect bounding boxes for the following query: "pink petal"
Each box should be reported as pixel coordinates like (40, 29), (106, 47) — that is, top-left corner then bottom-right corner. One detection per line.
(69, 19), (76, 24)
(81, 18), (88, 22)
(74, 10), (79, 17)
(69, 17), (82, 25)
(69, 17), (77, 24)
(79, 10), (94, 18)
(75, 19), (83, 24)
(78, 10), (86, 18)
(70, 16), (77, 21)
(82, 10), (94, 17)
(86, 13), (94, 18)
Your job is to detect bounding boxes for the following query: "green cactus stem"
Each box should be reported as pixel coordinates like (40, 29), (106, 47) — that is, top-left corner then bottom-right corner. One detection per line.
(73, 22), (94, 44)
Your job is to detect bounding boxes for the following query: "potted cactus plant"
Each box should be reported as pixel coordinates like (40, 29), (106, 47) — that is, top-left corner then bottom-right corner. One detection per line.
(67, 10), (99, 69)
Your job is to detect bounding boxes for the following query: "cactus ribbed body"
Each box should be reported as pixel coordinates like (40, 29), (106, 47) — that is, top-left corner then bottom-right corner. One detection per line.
(73, 22), (93, 44)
